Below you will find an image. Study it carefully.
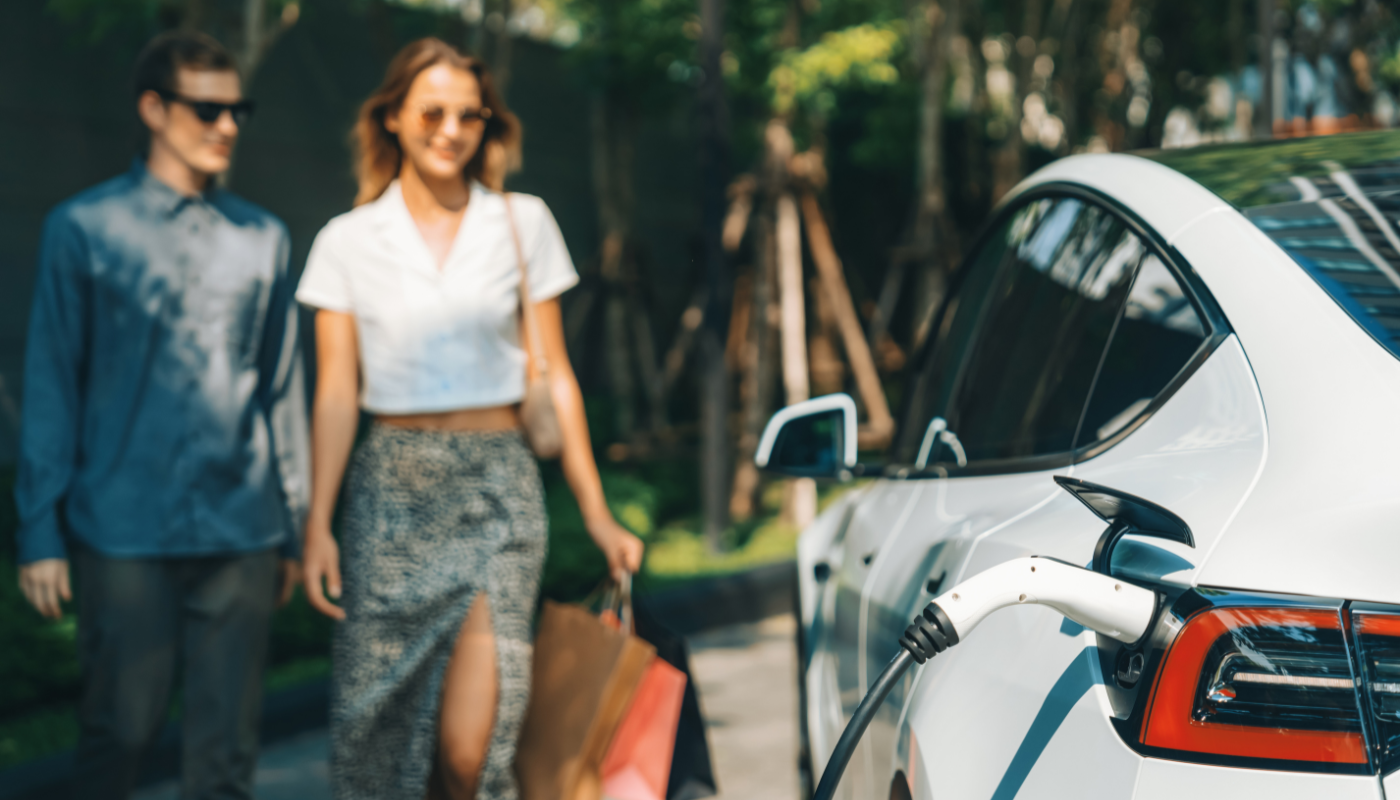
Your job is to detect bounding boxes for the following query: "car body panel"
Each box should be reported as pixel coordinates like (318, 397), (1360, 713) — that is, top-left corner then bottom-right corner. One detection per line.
(1171, 208), (1400, 604)
(1132, 759), (1383, 799)
(857, 470), (1065, 798)
(901, 605), (1140, 799)
(1385, 766), (1400, 795)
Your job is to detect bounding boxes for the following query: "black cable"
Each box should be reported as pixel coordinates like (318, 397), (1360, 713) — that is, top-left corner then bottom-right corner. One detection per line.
(810, 600), (958, 800)
(811, 649), (914, 800)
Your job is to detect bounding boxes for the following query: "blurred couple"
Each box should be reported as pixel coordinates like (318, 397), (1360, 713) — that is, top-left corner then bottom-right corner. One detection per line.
(16, 30), (641, 800)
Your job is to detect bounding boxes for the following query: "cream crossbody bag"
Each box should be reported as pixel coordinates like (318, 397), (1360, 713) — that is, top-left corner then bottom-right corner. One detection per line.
(504, 194), (564, 459)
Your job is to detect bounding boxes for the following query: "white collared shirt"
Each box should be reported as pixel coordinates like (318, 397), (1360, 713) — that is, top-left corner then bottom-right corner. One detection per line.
(295, 180), (578, 414)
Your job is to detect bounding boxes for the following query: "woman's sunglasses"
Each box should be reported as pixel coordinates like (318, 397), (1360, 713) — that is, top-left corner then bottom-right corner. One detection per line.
(158, 91), (257, 126)
(418, 104), (493, 129)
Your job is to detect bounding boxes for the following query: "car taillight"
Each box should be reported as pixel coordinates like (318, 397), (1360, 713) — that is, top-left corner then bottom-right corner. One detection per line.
(1352, 607), (1400, 772)
(1141, 606), (1368, 765)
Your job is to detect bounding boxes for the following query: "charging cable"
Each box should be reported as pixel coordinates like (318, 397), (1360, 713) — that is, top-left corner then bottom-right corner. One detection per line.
(810, 556), (1158, 800)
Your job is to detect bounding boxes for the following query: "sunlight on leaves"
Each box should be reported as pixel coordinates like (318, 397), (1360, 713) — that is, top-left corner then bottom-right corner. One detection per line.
(769, 22), (905, 115)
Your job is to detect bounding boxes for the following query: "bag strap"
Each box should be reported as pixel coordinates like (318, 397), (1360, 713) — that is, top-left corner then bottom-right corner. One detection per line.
(503, 193), (550, 379)
(590, 572), (635, 635)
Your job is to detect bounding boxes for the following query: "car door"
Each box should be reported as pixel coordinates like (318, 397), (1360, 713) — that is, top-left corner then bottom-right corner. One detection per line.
(807, 477), (926, 793)
(851, 193), (1152, 797)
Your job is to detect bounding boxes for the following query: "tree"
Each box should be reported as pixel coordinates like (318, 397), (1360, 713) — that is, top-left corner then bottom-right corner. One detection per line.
(49, 0), (301, 86)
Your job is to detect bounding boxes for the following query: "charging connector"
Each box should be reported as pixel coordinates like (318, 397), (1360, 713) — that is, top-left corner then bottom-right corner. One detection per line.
(810, 557), (1160, 800)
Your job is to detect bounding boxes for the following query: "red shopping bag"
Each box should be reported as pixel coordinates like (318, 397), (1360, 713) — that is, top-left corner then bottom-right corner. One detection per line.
(600, 655), (688, 800)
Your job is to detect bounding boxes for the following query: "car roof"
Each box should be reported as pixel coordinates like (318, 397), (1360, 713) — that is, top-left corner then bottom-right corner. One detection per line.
(1138, 129), (1400, 209)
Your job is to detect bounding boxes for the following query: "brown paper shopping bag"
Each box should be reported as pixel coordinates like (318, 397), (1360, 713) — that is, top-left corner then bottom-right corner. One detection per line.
(515, 600), (656, 800)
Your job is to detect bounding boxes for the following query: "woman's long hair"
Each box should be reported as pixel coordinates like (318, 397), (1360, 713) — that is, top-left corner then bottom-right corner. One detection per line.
(353, 38), (521, 206)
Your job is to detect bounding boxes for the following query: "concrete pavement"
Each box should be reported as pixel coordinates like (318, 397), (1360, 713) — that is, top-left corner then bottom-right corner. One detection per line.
(134, 613), (801, 800)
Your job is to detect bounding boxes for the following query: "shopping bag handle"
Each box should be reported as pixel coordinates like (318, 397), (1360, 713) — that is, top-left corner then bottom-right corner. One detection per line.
(592, 572), (634, 634)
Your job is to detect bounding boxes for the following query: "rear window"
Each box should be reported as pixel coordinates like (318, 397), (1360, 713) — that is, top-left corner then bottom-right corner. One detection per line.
(1143, 129), (1400, 360)
(1246, 196), (1400, 359)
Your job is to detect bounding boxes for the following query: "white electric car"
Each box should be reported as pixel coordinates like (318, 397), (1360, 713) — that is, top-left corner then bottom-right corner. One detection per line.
(757, 130), (1400, 799)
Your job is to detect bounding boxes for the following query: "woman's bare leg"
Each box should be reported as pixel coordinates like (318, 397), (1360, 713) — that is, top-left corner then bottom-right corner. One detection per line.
(436, 593), (498, 800)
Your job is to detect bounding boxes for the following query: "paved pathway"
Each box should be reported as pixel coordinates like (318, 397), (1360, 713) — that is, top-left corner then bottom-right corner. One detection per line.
(688, 614), (799, 800)
(135, 614), (800, 800)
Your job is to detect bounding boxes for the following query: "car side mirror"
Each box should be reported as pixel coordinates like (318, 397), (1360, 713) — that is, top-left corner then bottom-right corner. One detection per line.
(755, 394), (858, 480)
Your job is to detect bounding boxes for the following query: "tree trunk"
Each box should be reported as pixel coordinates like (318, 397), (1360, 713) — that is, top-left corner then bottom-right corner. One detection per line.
(208, 0), (297, 185)
(492, 0), (513, 98)
(910, 0), (959, 350)
(730, 210), (778, 521)
(698, 0), (732, 550)
(591, 92), (639, 444)
(1056, 0), (1083, 148)
(1256, 0), (1275, 139)
(629, 289), (667, 438)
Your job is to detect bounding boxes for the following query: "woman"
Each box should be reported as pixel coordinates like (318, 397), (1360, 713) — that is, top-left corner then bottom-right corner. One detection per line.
(296, 38), (644, 800)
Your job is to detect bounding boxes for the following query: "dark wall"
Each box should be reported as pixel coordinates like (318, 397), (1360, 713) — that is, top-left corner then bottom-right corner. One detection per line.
(0, 0), (699, 463)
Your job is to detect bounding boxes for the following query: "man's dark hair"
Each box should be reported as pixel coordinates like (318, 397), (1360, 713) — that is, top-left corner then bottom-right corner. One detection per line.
(132, 30), (239, 99)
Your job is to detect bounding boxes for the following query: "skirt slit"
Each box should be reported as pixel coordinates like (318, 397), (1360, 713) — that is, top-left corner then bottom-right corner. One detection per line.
(329, 425), (547, 800)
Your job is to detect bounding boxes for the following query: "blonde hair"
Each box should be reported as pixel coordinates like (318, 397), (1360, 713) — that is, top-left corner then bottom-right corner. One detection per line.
(352, 38), (521, 206)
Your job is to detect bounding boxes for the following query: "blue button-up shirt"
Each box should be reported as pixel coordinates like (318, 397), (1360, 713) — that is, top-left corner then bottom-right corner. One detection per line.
(15, 160), (309, 564)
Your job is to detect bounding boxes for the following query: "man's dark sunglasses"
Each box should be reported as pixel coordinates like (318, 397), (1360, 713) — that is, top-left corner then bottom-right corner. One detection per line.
(158, 91), (256, 126)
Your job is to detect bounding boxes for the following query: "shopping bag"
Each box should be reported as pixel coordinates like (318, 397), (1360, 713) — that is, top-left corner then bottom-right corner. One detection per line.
(600, 656), (688, 800)
(632, 596), (717, 800)
(516, 599), (656, 800)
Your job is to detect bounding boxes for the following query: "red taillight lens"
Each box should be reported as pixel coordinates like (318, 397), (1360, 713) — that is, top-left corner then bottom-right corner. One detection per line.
(1141, 607), (1367, 764)
(1352, 609), (1400, 772)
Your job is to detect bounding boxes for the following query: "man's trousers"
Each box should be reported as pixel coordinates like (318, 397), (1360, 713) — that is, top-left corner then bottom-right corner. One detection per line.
(72, 546), (279, 800)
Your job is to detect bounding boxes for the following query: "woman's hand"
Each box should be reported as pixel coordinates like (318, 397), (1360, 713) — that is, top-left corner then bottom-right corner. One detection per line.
(587, 517), (645, 582)
(302, 521), (347, 621)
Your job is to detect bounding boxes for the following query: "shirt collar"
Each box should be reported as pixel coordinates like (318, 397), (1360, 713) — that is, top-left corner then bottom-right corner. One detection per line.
(372, 178), (489, 227)
(129, 157), (220, 218)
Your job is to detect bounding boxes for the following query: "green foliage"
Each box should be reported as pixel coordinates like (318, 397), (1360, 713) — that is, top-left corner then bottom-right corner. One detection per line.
(769, 22), (905, 116)
(0, 704), (79, 770)
(553, 0), (699, 109)
(0, 560), (81, 718)
(539, 456), (702, 601)
(45, 0), (165, 40)
(1382, 45), (1400, 91)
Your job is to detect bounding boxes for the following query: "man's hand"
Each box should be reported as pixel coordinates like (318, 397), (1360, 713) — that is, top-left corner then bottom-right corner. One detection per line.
(19, 559), (71, 620)
(277, 559), (302, 607)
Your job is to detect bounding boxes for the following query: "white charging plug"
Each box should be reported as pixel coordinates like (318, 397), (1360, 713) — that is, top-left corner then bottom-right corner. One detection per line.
(932, 557), (1157, 644)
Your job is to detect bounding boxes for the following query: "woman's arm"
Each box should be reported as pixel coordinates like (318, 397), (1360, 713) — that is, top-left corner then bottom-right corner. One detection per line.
(301, 310), (360, 620)
(532, 299), (644, 579)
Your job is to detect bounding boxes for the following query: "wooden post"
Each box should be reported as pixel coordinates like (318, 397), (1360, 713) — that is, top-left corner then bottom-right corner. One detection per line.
(776, 191), (815, 529)
(798, 192), (895, 448)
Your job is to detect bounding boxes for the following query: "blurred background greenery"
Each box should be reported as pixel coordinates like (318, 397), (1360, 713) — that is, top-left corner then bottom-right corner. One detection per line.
(2, 0), (1399, 773)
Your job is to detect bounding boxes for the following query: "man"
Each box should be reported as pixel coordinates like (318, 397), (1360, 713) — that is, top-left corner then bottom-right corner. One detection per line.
(14, 31), (308, 800)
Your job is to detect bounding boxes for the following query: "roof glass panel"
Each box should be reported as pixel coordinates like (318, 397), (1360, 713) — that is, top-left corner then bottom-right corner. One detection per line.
(1142, 130), (1400, 208)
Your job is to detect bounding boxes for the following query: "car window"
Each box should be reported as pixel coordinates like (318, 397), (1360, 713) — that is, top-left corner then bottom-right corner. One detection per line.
(889, 198), (1026, 465)
(943, 198), (1140, 463)
(892, 195), (1148, 468)
(1077, 253), (1207, 449)
(1244, 197), (1400, 360)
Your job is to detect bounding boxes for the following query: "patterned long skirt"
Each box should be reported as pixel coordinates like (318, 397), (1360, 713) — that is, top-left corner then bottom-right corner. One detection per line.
(330, 425), (547, 800)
